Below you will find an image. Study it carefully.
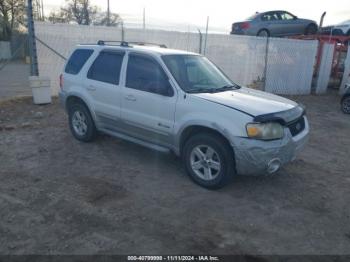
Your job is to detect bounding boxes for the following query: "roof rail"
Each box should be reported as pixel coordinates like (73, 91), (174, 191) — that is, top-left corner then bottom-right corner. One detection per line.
(128, 41), (167, 48)
(96, 40), (167, 48)
(97, 40), (129, 47)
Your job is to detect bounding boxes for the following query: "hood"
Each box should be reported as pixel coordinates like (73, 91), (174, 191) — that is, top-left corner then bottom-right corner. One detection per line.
(191, 87), (298, 117)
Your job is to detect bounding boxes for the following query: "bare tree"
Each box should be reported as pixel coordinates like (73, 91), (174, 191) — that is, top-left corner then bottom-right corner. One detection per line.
(58, 0), (98, 25)
(48, 0), (122, 27)
(0, 0), (25, 40)
(93, 12), (122, 27)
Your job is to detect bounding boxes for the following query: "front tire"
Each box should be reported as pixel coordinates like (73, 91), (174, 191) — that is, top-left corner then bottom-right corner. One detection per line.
(68, 103), (97, 142)
(341, 96), (350, 114)
(182, 133), (235, 189)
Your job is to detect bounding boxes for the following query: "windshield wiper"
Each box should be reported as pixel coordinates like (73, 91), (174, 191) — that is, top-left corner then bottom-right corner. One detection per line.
(186, 87), (216, 94)
(186, 84), (240, 94)
(213, 84), (240, 92)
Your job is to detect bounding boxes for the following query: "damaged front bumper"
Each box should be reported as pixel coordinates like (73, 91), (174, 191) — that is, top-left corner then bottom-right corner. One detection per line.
(231, 116), (309, 176)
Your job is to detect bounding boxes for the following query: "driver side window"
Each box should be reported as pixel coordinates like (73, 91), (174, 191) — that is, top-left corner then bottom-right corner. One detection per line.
(126, 54), (174, 96)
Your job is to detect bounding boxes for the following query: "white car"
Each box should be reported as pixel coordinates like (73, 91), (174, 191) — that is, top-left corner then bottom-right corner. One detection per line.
(59, 41), (309, 189)
(321, 19), (350, 36)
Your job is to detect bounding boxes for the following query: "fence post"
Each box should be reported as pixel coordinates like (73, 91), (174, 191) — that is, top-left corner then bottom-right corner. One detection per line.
(121, 21), (125, 42)
(203, 16), (209, 55)
(197, 29), (202, 54)
(262, 36), (270, 91)
(27, 0), (39, 76)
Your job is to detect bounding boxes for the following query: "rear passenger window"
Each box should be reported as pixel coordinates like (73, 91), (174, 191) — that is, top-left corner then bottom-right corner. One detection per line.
(65, 49), (93, 75)
(87, 51), (124, 85)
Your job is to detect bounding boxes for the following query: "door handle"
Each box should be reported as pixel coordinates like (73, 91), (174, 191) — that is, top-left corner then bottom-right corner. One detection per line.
(87, 85), (96, 91)
(125, 94), (136, 101)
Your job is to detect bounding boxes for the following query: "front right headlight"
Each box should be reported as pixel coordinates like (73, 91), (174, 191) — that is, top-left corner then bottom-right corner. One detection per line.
(246, 122), (284, 140)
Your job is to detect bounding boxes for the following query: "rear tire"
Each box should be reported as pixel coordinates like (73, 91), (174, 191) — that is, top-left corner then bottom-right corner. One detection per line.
(182, 133), (235, 189)
(305, 24), (317, 35)
(68, 102), (97, 142)
(257, 29), (269, 37)
(341, 96), (350, 114)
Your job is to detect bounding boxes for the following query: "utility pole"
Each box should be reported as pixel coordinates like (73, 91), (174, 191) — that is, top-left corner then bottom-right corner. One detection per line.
(203, 16), (209, 55)
(41, 0), (45, 20)
(27, 0), (39, 76)
(107, 0), (110, 26)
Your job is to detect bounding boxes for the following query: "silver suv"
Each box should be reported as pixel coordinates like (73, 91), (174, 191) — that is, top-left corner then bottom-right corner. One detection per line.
(59, 41), (309, 189)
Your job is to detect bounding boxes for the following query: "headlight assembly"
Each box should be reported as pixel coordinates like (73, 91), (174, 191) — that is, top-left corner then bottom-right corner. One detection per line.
(246, 122), (284, 140)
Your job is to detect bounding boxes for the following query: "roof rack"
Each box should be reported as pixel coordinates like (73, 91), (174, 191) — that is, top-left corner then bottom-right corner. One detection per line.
(97, 40), (167, 48)
(97, 40), (129, 47)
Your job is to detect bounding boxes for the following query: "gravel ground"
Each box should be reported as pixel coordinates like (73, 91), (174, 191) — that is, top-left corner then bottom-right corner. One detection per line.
(0, 92), (349, 255)
(0, 61), (31, 100)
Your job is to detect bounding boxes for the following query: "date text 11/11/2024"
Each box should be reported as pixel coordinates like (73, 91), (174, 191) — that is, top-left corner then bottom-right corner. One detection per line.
(127, 256), (220, 261)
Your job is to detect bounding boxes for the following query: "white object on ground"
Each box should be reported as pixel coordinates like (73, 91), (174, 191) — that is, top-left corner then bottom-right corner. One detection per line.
(29, 76), (52, 104)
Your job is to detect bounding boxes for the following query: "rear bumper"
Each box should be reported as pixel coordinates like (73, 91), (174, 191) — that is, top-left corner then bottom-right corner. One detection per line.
(231, 29), (246, 35)
(231, 116), (309, 176)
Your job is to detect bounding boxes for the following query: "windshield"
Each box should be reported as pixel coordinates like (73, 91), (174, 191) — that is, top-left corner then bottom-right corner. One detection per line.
(162, 55), (238, 93)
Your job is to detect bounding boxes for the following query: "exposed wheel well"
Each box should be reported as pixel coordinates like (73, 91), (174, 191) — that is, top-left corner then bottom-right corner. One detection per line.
(66, 96), (87, 110)
(180, 125), (234, 156)
(342, 94), (350, 103)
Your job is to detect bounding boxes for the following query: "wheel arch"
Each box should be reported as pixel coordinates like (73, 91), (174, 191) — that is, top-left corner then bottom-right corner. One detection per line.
(257, 28), (270, 36)
(305, 23), (318, 33)
(179, 125), (235, 158)
(341, 94), (350, 103)
(65, 94), (97, 123)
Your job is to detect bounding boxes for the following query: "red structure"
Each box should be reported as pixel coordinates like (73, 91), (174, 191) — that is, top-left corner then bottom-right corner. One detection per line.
(290, 35), (350, 85)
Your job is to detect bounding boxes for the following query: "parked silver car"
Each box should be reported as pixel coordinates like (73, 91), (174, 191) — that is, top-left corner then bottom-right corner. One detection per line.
(231, 10), (318, 37)
(320, 19), (350, 36)
(59, 41), (309, 189)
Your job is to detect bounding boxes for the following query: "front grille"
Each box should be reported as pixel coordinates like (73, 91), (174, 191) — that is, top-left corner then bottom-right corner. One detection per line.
(287, 117), (305, 136)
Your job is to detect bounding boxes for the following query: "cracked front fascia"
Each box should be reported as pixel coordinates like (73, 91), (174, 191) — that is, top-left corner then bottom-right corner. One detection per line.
(230, 129), (298, 176)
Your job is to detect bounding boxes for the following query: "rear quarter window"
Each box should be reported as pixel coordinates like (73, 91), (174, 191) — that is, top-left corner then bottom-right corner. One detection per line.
(87, 51), (125, 85)
(65, 49), (94, 75)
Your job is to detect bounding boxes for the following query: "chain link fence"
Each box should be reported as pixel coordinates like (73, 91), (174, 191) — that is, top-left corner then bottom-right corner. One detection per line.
(34, 22), (320, 96)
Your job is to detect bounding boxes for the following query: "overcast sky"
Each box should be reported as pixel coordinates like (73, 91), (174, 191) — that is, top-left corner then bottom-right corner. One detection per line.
(43, 0), (350, 32)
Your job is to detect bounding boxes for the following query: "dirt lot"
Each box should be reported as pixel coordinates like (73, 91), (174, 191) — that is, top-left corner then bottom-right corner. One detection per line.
(0, 61), (31, 100)
(0, 92), (349, 255)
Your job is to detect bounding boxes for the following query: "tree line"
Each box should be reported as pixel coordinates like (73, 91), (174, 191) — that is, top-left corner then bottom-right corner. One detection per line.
(0, 0), (122, 41)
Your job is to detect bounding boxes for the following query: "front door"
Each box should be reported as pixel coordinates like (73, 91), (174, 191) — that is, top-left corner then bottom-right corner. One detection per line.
(277, 11), (303, 35)
(120, 53), (177, 147)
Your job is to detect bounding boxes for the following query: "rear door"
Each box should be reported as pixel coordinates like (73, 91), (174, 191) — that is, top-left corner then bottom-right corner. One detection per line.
(120, 53), (177, 147)
(83, 50), (125, 131)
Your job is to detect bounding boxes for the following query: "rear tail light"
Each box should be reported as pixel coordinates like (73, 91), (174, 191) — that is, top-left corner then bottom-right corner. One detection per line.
(59, 74), (63, 90)
(240, 22), (250, 29)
